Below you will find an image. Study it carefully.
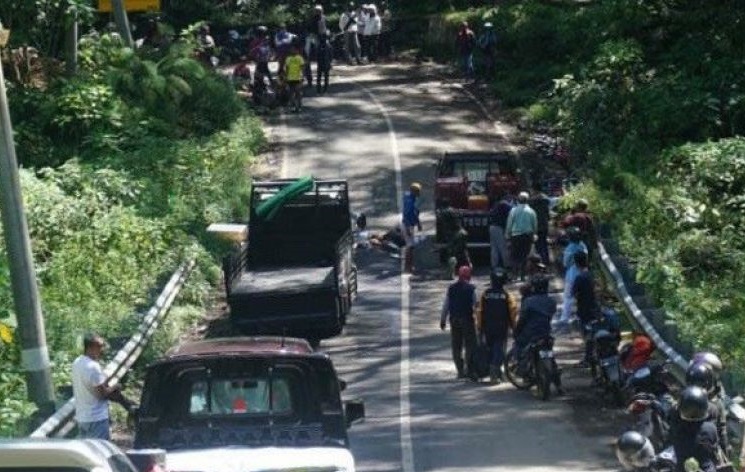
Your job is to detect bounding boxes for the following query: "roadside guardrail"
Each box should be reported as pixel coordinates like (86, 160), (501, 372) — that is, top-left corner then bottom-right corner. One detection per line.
(29, 259), (196, 438)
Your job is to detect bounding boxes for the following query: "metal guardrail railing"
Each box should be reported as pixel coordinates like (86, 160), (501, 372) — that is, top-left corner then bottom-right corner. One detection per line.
(596, 241), (689, 372)
(29, 259), (196, 438)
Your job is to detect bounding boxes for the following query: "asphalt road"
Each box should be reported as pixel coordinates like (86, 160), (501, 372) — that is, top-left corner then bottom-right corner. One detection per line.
(275, 63), (623, 472)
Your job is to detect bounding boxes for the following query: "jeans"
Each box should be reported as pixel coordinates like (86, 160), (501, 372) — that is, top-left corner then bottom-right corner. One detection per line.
(489, 225), (509, 270)
(450, 317), (477, 376)
(78, 418), (110, 440)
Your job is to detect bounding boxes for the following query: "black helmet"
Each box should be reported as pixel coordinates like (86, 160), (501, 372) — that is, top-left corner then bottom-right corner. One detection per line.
(690, 352), (723, 379)
(678, 386), (709, 422)
(529, 274), (549, 294)
(686, 362), (715, 394)
(490, 270), (508, 288)
(566, 226), (582, 242)
(615, 431), (655, 470)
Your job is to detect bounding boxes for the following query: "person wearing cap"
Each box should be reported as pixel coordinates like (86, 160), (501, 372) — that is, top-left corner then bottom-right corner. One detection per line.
(477, 21), (497, 76)
(505, 191), (537, 281)
(475, 270), (518, 383)
(339, 2), (362, 64)
(402, 182), (422, 273)
(72, 333), (136, 439)
(440, 266), (478, 379)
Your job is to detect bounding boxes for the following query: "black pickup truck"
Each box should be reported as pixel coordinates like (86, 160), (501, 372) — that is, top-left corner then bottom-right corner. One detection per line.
(222, 179), (357, 345)
(132, 337), (364, 472)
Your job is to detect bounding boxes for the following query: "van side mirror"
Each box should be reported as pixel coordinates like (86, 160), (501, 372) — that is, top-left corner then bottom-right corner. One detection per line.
(344, 400), (365, 428)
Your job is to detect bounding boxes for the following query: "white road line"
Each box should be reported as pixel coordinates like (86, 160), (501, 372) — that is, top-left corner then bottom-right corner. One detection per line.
(358, 84), (415, 472)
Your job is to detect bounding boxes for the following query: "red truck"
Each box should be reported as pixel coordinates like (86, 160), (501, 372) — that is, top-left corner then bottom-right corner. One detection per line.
(435, 151), (524, 249)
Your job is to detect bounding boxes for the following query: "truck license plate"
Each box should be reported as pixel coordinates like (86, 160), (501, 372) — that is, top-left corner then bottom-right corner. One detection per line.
(462, 216), (488, 227)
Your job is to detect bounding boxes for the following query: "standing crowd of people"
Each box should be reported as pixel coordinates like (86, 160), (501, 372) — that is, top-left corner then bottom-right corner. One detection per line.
(225, 2), (394, 112)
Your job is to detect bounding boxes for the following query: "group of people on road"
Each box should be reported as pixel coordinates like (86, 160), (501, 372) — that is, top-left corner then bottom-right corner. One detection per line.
(339, 2), (394, 65)
(228, 2), (393, 113)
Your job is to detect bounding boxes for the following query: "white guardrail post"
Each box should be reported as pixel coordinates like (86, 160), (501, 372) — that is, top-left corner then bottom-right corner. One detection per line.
(29, 258), (196, 438)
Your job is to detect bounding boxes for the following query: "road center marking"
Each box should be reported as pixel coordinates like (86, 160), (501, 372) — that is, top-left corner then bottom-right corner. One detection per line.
(358, 84), (415, 472)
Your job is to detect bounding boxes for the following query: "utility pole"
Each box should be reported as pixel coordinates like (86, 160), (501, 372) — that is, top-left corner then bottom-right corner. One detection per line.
(0, 30), (56, 411)
(111, 0), (134, 48)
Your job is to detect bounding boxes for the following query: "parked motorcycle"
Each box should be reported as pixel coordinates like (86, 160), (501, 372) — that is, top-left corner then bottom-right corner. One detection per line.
(505, 336), (560, 401)
(584, 317), (624, 405)
(628, 391), (675, 452)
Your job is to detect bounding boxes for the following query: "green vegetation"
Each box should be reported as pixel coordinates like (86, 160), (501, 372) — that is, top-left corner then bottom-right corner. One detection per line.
(422, 0), (745, 384)
(0, 14), (264, 433)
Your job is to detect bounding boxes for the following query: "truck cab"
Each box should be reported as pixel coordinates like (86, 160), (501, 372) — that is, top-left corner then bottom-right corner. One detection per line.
(435, 152), (523, 248)
(133, 337), (364, 472)
(223, 179), (357, 345)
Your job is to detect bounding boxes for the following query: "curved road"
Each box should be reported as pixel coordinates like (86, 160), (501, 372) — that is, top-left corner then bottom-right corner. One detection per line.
(275, 63), (620, 472)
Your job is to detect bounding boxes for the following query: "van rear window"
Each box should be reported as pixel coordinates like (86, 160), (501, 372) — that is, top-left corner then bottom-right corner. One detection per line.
(189, 376), (293, 415)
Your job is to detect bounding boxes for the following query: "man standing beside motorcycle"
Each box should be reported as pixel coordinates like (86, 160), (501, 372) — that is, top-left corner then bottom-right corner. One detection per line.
(440, 266), (478, 379)
(475, 270), (517, 384)
(513, 275), (564, 395)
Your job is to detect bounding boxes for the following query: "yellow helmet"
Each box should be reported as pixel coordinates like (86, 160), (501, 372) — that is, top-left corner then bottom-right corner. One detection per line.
(410, 182), (422, 192)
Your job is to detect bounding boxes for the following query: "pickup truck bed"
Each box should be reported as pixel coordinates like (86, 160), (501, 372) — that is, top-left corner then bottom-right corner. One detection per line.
(231, 266), (335, 295)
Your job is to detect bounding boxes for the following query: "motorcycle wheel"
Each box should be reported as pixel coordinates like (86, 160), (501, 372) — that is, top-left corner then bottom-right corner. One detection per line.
(536, 359), (552, 401)
(505, 348), (534, 390)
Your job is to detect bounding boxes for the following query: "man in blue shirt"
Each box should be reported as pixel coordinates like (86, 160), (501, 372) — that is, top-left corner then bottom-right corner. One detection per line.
(402, 182), (422, 273)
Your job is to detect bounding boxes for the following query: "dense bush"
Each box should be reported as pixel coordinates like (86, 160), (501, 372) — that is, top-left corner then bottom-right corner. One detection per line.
(0, 27), (265, 435)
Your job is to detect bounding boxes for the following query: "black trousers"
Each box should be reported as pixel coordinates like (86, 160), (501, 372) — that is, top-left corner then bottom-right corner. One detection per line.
(450, 317), (477, 375)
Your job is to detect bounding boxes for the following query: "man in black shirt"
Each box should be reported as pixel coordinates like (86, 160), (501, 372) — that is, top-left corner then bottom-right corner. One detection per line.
(488, 194), (513, 271)
(572, 251), (598, 325)
(529, 185), (551, 266)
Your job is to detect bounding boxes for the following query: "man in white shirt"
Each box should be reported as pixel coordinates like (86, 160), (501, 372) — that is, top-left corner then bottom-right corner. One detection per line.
(339, 2), (361, 65)
(71, 333), (135, 439)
